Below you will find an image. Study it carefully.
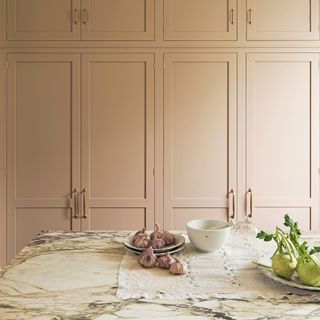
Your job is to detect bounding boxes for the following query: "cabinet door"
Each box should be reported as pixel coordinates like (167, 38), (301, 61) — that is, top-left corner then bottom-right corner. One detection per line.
(163, 53), (237, 229)
(7, 0), (81, 40)
(246, 53), (319, 231)
(81, 54), (154, 230)
(7, 54), (81, 262)
(81, 0), (154, 40)
(164, 0), (237, 40)
(247, 0), (319, 40)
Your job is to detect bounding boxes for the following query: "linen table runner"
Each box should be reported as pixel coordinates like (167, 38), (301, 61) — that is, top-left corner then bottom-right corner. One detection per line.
(117, 234), (320, 301)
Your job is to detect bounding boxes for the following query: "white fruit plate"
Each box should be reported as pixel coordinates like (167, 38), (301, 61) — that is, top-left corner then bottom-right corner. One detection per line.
(257, 263), (320, 292)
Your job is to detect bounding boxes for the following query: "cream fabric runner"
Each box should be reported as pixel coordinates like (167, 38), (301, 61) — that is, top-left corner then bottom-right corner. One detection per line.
(117, 234), (320, 300)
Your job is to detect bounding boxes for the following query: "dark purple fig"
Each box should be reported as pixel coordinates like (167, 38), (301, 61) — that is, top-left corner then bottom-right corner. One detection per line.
(156, 253), (176, 269)
(137, 247), (157, 268)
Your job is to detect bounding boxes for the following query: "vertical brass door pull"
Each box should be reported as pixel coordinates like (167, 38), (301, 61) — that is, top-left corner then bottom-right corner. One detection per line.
(229, 9), (234, 25)
(228, 189), (235, 221)
(246, 188), (253, 218)
(72, 188), (79, 219)
(81, 188), (88, 219)
(247, 9), (252, 24)
(82, 9), (88, 25)
(73, 8), (79, 25)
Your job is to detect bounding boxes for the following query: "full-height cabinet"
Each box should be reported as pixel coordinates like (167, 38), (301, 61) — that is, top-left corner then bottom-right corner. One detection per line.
(6, 53), (155, 260)
(2, 0), (320, 267)
(7, 54), (81, 259)
(246, 53), (319, 230)
(81, 54), (155, 231)
(162, 52), (320, 230)
(163, 53), (237, 229)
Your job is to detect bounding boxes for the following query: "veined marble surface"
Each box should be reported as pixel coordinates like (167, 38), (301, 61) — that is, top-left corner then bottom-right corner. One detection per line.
(0, 231), (320, 320)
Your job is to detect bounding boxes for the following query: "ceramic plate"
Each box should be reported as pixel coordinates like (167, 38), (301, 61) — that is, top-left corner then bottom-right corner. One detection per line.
(123, 233), (185, 253)
(257, 264), (320, 292)
(124, 243), (186, 256)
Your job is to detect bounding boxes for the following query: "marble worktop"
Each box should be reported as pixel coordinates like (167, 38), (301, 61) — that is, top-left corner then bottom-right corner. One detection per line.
(0, 231), (320, 320)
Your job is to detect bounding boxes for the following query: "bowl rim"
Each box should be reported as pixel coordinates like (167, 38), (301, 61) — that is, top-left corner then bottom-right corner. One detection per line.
(186, 219), (233, 232)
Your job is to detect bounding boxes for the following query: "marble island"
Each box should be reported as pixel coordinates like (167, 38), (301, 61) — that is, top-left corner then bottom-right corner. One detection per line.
(0, 231), (320, 320)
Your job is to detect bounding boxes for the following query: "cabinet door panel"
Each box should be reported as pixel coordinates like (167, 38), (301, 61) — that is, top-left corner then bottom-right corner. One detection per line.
(172, 208), (227, 230)
(247, 0), (319, 40)
(247, 53), (319, 230)
(82, 0), (154, 40)
(89, 208), (146, 230)
(7, 54), (81, 262)
(7, 0), (81, 40)
(164, 0), (237, 40)
(16, 208), (72, 253)
(164, 53), (237, 229)
(81, 54), (154, 230)
(253, 208), (310, 232)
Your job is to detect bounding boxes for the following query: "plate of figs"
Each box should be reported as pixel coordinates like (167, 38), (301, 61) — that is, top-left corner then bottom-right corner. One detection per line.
(124, 223), (185, 253)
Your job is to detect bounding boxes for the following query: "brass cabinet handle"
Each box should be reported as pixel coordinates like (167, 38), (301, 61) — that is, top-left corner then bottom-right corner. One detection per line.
(81, 188), (88, 219)
(82, 9), (88, 25)
(72, 188), (79, 219)
(246, 188), (253, 218)
(228, 188), (235, 221)
(247, 9), (252, 24)
(229, 9), (234, 25)
(73, 8), (79, 25)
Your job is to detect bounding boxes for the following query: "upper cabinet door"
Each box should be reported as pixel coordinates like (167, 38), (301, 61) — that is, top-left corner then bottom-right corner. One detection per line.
(247, 0), (319, 40)
(81, 0), (155, 40)
(163, 53), (237, 229)
(164, 0), (237, 41)
(246, 53), (319, 231)
(7, 0), (81, 40)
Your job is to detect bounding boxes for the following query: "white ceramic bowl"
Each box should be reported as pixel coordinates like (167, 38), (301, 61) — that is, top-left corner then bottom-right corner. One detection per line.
(186, 219), (233, 252)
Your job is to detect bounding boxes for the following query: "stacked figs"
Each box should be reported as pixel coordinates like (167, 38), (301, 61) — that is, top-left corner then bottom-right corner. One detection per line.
(133, 224), (188, 275)
(133, 223), (176, 249)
